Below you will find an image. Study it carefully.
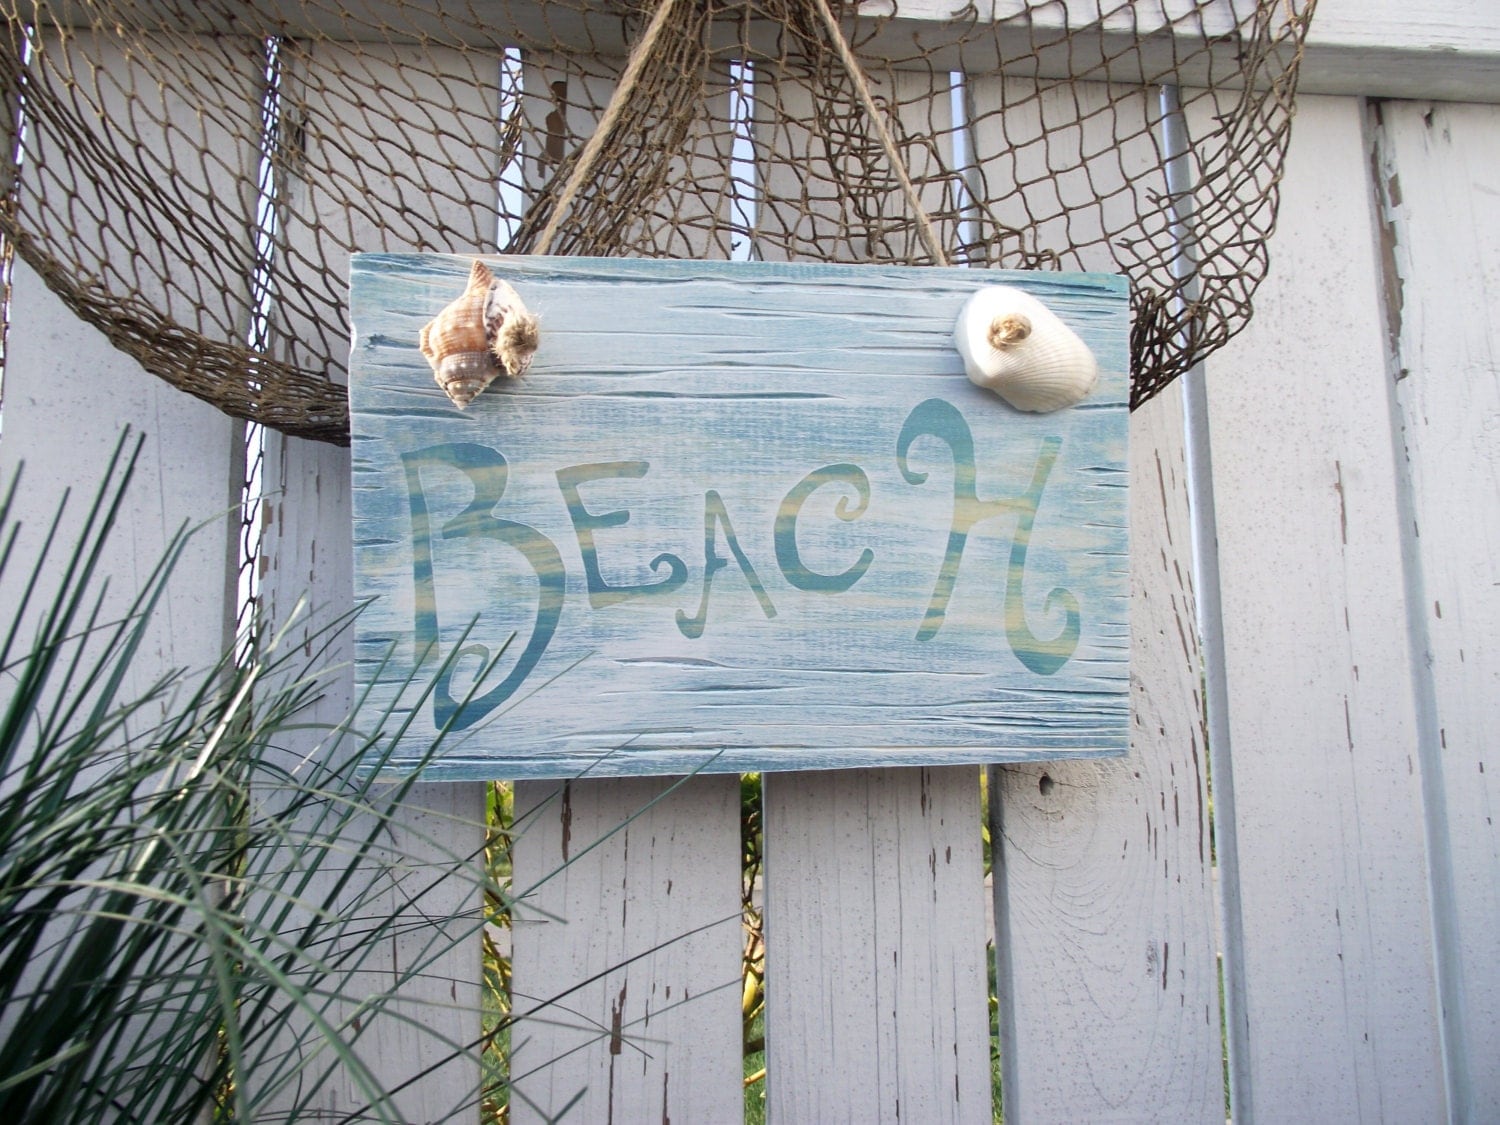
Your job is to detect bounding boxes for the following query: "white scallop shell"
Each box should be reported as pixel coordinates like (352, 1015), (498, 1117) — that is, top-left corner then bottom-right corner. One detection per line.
(953, 285), (1098, 412)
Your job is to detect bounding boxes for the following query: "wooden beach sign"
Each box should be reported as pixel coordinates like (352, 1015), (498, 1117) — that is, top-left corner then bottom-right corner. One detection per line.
(349, 255), (1128, 780)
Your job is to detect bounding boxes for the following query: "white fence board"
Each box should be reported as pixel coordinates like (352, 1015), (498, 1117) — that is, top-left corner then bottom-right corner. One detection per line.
(1201, 94), (1445, 1122)
(0, 34), (249, 1119)
(507, 47), (746, 1125)
(0, 261), (239, 711)
(965, 77), (1161, 272)
(0, 27), (249, 708)
(992, 356), (1223, 1123)
(754, 67), (958, 264)
(972, 73), (1224, 1121)
(1375, 97), (1500, 1122)
(16, 29), (262, 346)
(38, 1), (1500, 103)
(255, 429), (487, 1122)
(763, 766), (991, 1123)
(521, 51), (737, 257)
(270, 40), (502, 383)
(509, 776), (744, 1123)
(253, 39), (491, 1121)
(753, 56), (995, 1124)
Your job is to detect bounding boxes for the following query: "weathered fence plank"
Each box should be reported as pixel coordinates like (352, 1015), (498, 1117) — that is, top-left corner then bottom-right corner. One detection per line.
(965, 78), (1162, 273)
(763, 766), (991, 1123)
(256, 429), (487, 1122)
(506, 47), (745, 1125)
(1374, 97), (1500, 1122)
(754, 66), (959, 264)
(0, 32), (251, 1121)
(509, 776), (744, 1122)
(1200, 94), (1445, 1122)
(38, 1), (1499, 103)
(969, 74), (1225, 1122)
(269, 39), (503, 383)
(0, 261), (239, 708)
(254, 39), (491, 1121)
(752, 67), (996, 1122)
(991, 385), (1223, 1122)
(0, 27), (250, 709)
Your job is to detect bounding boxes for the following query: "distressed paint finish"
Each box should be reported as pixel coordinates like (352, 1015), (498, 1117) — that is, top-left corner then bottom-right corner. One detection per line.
(1202, 95), (1444, 1122)
(992, 382), (1223, 1122)
(508, 775), (743, 1124)
(0, 34), (249, 1123)
(251, 42), (489, 1122)
(963, 73), (1227, 1121)
(506, 59), (746, 1125)
(254, 429), (486, 1122)
(763, 766), (992, 1123)
(349, 254), (1129, 779)
(1376, 98), (1500, 1122)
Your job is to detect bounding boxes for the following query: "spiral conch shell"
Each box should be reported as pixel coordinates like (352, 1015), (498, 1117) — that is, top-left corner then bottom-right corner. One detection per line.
(419, 259), (540, 409)
(953, 286), (1098, 412)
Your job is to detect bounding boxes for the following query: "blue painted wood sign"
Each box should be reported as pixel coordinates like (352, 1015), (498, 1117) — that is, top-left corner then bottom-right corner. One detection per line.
(349, 255), (1128, 780)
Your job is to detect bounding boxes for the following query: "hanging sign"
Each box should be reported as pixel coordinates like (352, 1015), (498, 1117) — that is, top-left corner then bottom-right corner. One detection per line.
(349, 255), (1128, 780)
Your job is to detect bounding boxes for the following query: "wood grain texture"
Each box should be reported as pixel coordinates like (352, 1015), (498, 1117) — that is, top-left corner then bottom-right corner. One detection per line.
(253, 429), (486, 1123)
(508, 775), (743, 1123)
(1296, 0), (1500, 101)
(762, 766), (992, 1124)
(251, 40), (489, 1121)
(752, 74), (1012, 1125)
(990, 318), (1223, 1124)
(34, 1), (1499, 102)
(1201, 94), (1445, 1122)
(349, 255), (1129, 779)
(506, 55), (746, 1125)
(973, 75), (1223, 1121)
(1375, 98), (1500, 1122)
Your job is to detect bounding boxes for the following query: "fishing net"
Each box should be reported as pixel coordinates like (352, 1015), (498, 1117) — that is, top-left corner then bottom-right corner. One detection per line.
(0, 0), (1313, 445)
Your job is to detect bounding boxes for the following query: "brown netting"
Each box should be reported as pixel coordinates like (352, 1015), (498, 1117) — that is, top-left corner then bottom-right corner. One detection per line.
(0, 0), (1313, 445)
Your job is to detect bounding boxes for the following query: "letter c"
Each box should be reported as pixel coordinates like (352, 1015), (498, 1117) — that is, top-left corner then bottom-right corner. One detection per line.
(774, 463), (875, 593)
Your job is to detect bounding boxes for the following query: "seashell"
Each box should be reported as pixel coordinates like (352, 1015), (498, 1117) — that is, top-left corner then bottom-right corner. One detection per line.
(953, 285), (1098, 412)
(420, 259), (503, 409)
(419, 259), (539, 409)
(483, 275), (540, 378)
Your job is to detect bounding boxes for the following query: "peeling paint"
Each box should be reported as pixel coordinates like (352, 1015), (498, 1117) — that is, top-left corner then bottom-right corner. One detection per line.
(1369, 102), (1409, 379)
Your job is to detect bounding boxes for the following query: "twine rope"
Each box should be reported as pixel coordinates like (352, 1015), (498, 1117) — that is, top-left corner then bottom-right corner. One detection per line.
(532, 0), (689, 256)
(808, 0), (950, 268)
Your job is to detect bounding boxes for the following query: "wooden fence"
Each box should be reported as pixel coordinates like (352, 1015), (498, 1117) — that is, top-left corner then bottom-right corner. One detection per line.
(1, 0), (1496, 1120)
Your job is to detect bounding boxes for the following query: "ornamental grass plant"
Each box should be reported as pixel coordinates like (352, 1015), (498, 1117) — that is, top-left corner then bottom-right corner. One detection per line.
(0, 432), (502, 1122)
